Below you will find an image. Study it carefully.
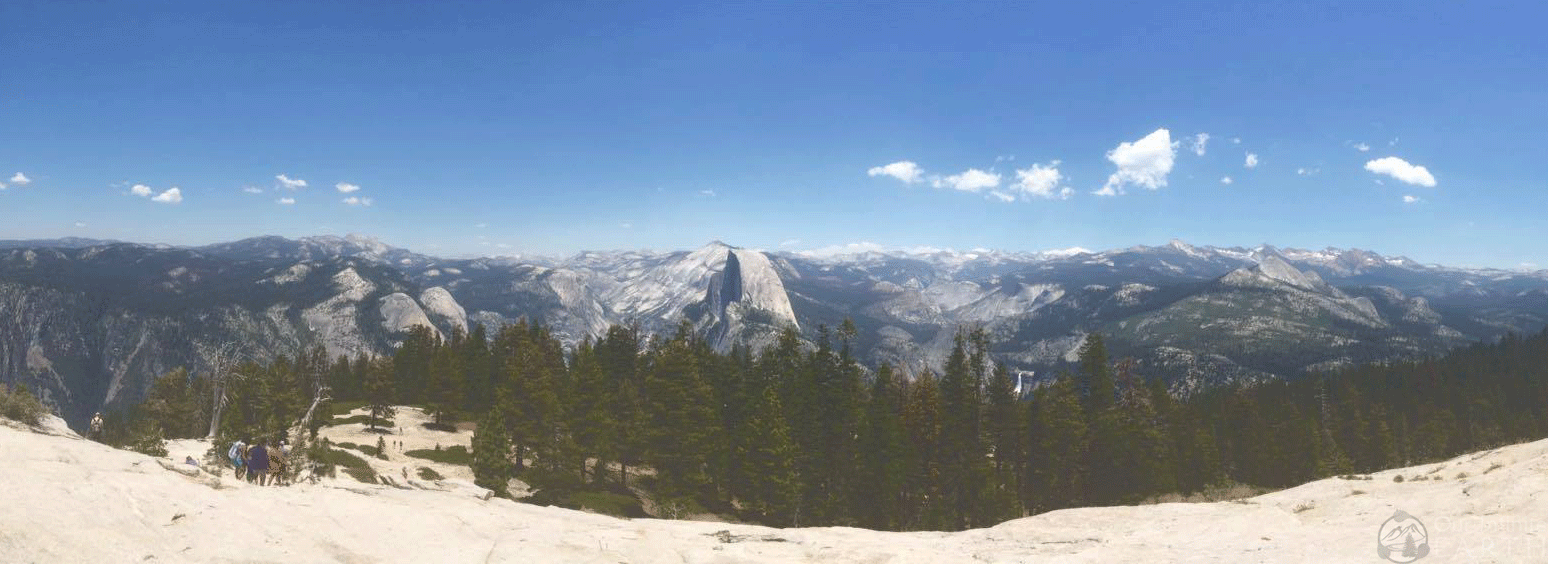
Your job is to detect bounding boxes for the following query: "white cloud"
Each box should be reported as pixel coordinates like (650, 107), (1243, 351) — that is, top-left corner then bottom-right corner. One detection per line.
(130, 184), (154, 197)
(866, 161), (925, 184)
(619, 222), (633, 229)
(242, 186), (263, 194)
(277, 197), (296, 205)
(988, 190), (1016, 203)
(1365, 156), (1437, 187)
(994, 155), (1016, 163)
(0, 181), (6, 190)
(1403, 195), (1421, 204)
(1296, 167), (1319, 176)
(275, 174), (307, 190)
(699, 189), (716, 197)
(474, 223), (488, 229)
(9, 172), (30, 185)
(1096, 128), (1175, 196)
(1188, 133), (1210, 156)
(934, 168), (1001, 193)
(1244, 153), (1259, 168)
(1231, 137), (1241, 144)
(335, 182), (360, 193)
(1010, 160), (1073, 200)
(779, 239), (802, 248)
(1353, 142), (1371, 152)
(341, 196), (373, 206)
(73, 221), (86, 228)
(1220, 176), (1233, 185)
(150, 187), (182, 204)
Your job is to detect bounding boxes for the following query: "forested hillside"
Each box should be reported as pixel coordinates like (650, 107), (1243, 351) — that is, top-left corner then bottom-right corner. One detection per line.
(99, 319), (1548, 531)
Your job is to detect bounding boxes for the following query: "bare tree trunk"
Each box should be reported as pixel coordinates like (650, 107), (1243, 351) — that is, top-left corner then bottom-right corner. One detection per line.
(200, 342), (243, 439)
(298, 386), (331, 434)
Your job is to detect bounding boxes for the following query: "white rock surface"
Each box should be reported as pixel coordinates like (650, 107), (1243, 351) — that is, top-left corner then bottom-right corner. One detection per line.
(379, 292), (437, 336)
(301, 267), (376, 357)
(419, 286), (468, 334)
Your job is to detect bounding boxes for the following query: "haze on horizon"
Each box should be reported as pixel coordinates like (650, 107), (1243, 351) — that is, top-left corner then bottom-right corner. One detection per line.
(1, 1), (1545, 269)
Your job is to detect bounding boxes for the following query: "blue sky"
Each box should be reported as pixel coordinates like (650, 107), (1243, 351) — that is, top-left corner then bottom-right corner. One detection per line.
(2, 1), (1545, 268)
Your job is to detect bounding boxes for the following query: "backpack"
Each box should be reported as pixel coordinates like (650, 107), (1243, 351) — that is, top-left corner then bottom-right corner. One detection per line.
(228, 442), (243, 461)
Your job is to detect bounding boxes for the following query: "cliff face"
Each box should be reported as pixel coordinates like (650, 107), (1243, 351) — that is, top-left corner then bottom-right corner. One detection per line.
(0, 246), (469, 428)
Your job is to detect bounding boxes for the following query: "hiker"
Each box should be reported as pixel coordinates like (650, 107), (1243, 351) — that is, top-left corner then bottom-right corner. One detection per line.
(88, 412), (104, 440)
(184, 456), (198, 467)
(269, 445), (287, 486)
(228, 438), (248, 480)
(248, 441), (271, 486)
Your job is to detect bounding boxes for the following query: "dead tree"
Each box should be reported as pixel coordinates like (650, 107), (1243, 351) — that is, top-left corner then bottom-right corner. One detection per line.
(198, 342), (246, 439)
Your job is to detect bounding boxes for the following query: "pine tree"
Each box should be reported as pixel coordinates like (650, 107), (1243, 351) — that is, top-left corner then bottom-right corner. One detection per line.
(641, 324), (720, 499)
(363, 357), (397, 431)
(598, 325), (646, 487)
(425, 336), (465, 426)
(393, 325), (439, 405)
(462, 324), (493, 414)
(1077, 334), (1115, 411)
(901, 371), (944, 529)
(472, 409), (513, 497)
(737, 385), (798, 524)
(1033, 377), (1087, 511)
(857, 364), (908, 529)
(569, 340), (617, 484)
(984, 363), (1023, 517)
(141, 368), (202, 439)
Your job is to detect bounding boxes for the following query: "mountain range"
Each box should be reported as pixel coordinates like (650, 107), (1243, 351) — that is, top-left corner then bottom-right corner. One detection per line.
(3, 234), (1547, 427)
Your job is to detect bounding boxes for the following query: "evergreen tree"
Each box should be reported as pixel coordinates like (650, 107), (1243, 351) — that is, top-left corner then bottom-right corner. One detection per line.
(393, 325), (439, 405)
(568, 340), (617, 483)
(1032, 377), (1087, 511)
(1077, 334), (1115, 411)
(426, 334), (465, 426)
(857, 364), (908, 529)
(736, 385), (798, 524)
(641, 324), (721, 498)
(363, 357), (397, 431)
(472, 409), (513, 497)
(462, 324), (493, 413)
(901, 371), (944, 529)
(984, 363), (1023, 517)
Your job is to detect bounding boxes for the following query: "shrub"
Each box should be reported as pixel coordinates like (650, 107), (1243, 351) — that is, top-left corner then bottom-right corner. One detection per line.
(1393, 475), (1405, 483)
(566, 491), (647, 518)
(1456, 472), (1469, 480)
(417, 467), (444, 480)
(344, 465), (378, 484)
(1485, 462), (1504, 474)
(406, 445), (471, 465)
(328, 401), (368, 416)
(0, 383), (48, 426)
